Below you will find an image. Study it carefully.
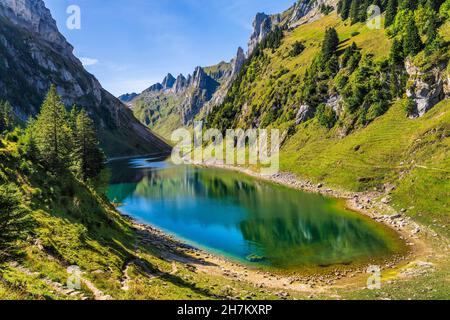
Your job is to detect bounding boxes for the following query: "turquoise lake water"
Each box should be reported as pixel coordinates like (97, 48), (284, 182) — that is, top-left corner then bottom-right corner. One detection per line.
(107, 156), (400, 270)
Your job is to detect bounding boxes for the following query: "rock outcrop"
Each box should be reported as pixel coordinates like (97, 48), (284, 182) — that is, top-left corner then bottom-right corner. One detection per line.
(231, 47), (246, 78)
(0, 0), (171, 156)
(162, 73), (176, 90)
(247, 1), (337, 55)
(295, 105), (314, 124)
(248, 13), (281, 55)
(174, 74), (188, 94)
(288, 0), (338, 28)
(405, 59), (448, 117)
(0, 0), (74, 56)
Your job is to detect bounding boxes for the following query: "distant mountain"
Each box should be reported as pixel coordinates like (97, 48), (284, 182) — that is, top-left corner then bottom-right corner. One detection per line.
(0, 0), (171, 156)
(126, 48), (245, 139)
(125, 0), (333, 139)
(118, 93), (138, 104)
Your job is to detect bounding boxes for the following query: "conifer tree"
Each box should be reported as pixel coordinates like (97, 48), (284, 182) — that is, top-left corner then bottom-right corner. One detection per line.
(427, 0), (444, 11)
(389, 38), (406, 98)
(339, 0), (353, 19)
(73, 109), (105, 182)
(389, 38), (404, 65)
(426, 11), (438, 46)
(359, 0), (371, 22)
(34, 85), (72, 171)
(399, 0), (418, 10)
(0, 100), (15, 132)
(350, 0), (362, 24)
(0, 185), (29, 261)
(322, 28), (340, 60)
(385, 0), (398, 27)
(403, 19), (423, 56)
(21, 117), (39, 161)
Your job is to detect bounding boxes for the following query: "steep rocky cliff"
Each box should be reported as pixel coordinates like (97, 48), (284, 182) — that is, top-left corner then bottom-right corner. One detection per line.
(247, 0), (338, 55)
(406, 59), (450, 118)
(0, 0), (170, 156)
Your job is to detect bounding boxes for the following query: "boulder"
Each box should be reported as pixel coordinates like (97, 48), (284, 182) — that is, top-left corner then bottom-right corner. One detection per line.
(295, 104), (314, 124)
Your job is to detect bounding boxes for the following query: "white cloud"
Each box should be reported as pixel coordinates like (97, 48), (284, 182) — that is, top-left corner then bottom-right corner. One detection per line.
(79, 57), (99, 66)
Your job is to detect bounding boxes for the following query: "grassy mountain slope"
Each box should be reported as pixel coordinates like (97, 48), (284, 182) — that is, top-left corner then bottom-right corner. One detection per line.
(205, 12), (449, 238)
(206, 13), (392, 131)
(282, 99), (449, 237)
(0, 138), (283, 300)
(132, 92), (183, 141)
(131, 61), (233, 141)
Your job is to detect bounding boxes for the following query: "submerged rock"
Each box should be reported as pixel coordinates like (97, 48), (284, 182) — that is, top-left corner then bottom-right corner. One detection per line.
(246, 254), (267, 263)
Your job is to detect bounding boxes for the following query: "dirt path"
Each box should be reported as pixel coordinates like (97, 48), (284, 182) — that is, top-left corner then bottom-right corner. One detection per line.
(8, 262), (89, 300)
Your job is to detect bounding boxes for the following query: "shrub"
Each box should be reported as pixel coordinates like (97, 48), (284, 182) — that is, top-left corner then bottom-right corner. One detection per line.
(316, 104), (337, 129)
(290, 41), (306, 57)
(404, 98), (417, 116)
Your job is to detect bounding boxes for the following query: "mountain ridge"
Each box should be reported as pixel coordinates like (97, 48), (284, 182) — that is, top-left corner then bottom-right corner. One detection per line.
(121, 0), (334, 139)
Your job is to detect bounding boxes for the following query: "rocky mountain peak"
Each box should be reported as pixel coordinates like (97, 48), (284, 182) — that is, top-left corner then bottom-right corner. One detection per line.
(247, 1), (337, 55)
(289, 0), (337, 28)
(174, 74), (188, 93)
(231, 47), (246, 77)
(191, 66), (208, 89)
(162, 73), (176, 90)
(143, 83), (163, 94)
(248, 12), (274, 55)
(0, 0), (74, 55)
(118, 92), (138, 104)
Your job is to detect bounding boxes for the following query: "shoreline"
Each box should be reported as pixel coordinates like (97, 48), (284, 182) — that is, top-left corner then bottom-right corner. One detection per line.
(116, 160), (440, 295)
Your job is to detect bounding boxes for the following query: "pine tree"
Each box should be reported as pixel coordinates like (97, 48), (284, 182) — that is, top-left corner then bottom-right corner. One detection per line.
(73, 109), (105, 182)
(359, 0), (371, 22)
(0, 100), (15, 132)
(426, 0), (444, 11)
(389, 38), (406, 98)
(350, 0), (362, 24)
(34, 85), (72, 171)
(21, 117), (40, 161)
(403, 19), (423, 56)
(399, 0), (418, 11)
(385, 0), (398, 27)
(339, 0), (353, 19)
(322, 28), (340, 60)
(389, 38), (404, 65)
(0, 184), (29, 261)
(426, 11), (438, 46)
(69, 105), (80, 133)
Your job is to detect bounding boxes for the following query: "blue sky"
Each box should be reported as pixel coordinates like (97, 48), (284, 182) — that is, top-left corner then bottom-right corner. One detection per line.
(43, 0), (294, 96)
